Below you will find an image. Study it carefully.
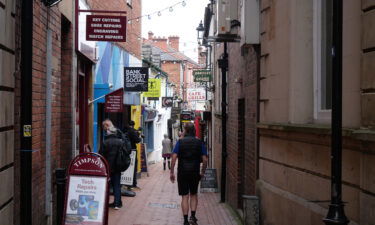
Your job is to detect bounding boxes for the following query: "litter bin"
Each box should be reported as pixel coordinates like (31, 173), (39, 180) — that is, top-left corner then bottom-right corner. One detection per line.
(243, 195), (260, 225)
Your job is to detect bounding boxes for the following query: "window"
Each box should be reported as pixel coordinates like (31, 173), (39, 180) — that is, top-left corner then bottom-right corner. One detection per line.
(313, 0), (332, 123)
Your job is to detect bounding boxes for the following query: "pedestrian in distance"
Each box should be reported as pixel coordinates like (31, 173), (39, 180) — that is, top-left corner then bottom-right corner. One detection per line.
(123, 120), (142, 190)
(99, 119), (124, 210)
(162, 134), (172, 170)
(170, 122), (208, 225)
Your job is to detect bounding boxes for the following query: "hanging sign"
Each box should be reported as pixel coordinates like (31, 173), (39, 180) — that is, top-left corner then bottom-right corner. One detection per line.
(86, 15), (127, 42)
(143, 78), (161, 97)
(162, 97), (173, 107)
(193, 70), (212, 82)
(124, 67), (149, 92)
(62, 153), (110, 225)
(187, 88), (206, 101)
(105, 88), (123, 113)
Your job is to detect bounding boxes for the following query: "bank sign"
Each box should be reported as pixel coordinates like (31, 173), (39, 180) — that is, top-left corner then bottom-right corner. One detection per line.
(124, 67), (149, 92)
(193, 70), (211, 82)
(86, 15), (127, 42)
(187, 88), (206, 101)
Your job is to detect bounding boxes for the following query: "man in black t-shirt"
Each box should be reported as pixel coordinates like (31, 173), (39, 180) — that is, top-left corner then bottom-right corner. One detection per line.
(170, 122), (208, 225)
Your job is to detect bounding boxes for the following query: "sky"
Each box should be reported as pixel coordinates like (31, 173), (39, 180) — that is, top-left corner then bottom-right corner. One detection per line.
(140, 0), (210, 62)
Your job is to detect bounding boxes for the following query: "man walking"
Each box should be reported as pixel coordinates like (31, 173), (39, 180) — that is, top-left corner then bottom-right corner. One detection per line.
(170, 122), (208, 225)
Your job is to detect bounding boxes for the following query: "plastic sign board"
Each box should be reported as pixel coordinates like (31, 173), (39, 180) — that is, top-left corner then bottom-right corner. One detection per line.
(193, 70), (212, 82)
(105, 88), (123, 113)
(62, 153), (110, 225)
(143, 78), (161, 97)
(124, 67), (149, 92)
(86, 15), (127, 42)
(187, 88), (206, 101)
(120, 150), (136, 186)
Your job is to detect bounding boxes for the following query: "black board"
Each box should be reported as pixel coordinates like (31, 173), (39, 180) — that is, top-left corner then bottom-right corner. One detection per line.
(200, 168), (218, 192)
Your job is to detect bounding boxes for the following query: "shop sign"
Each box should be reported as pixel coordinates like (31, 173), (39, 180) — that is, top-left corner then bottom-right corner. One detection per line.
(62, 153), (110, 225)
(143, 78), (161, 97)
(193, 70), (211, 82)
(171, 107), (180, 120)
(86, 15), (127, 42)
(187, 88), (206, 101)
(105, 88), (123, 113)
(162, 97), (173, 107)
(124, 67), (149, 92)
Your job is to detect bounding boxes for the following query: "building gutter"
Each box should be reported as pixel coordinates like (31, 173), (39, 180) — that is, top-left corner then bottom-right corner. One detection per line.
(20, 0), (33, 223)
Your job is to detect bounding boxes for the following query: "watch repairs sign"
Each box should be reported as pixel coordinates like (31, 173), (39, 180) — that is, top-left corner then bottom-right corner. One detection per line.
(124, 67), (149, 92)
(86, 15), (127, 42)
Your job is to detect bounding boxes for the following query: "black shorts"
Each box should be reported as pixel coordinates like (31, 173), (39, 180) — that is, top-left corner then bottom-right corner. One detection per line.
(177, 173), (201, 196)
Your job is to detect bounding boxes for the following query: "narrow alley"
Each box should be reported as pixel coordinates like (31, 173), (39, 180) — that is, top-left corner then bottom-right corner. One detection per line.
(107, 162), (241, 225)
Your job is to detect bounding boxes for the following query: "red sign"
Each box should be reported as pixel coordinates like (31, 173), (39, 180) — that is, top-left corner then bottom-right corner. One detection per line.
(105, 88), (123, 113)
(86, 15), (127, 42)
(62, 153), (110, 225)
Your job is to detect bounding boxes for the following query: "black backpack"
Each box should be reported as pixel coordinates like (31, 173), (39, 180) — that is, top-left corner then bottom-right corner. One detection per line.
(115, 132), (132, 172)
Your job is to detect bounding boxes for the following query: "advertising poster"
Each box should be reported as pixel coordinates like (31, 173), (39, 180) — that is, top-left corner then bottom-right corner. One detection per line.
(120, 150), (136, 186)
(124, 67), (149, 92)
(143, 78), (161, 97)
(65, 176), (107, 225)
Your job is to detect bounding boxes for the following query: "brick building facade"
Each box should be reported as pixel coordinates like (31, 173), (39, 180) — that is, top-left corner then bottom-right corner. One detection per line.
(13, 1), (75, 224)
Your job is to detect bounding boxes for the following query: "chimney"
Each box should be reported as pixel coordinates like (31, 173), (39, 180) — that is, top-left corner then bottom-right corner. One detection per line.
(168, 36), (180, 51)
(153, 36), (168, 50)
(148, 31), (154, 40)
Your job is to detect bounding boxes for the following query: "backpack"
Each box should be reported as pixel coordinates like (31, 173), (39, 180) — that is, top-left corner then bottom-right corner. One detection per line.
(115, 132), (132, 172)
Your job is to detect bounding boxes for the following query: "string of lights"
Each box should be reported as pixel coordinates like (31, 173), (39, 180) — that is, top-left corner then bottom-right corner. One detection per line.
(127, 0), (187, 23)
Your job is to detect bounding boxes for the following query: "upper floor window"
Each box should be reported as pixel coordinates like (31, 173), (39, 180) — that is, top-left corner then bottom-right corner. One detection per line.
(313, 0), (332, 123)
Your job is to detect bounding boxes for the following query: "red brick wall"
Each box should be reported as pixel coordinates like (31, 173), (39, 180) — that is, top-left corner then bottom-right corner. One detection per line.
(162, 61), (181, 95)
(14, 2), (74, 224)
(226, 43), (258, 210)
(87, 0), (142, 58)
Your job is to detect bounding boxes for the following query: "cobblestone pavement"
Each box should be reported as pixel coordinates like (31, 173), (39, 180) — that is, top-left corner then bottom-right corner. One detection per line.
(108, 162), (241, 225)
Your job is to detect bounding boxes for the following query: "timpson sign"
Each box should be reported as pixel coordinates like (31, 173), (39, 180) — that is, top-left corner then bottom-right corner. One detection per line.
(86, 15), (127, 42)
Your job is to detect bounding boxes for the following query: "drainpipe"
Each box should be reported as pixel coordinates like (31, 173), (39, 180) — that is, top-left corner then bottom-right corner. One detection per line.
(45, 11), (53, 223)
(218, 42), (228, 202)
(254, 44), (261, 180)
(20, 0), (33, 223)
(323, 0), (348, 224)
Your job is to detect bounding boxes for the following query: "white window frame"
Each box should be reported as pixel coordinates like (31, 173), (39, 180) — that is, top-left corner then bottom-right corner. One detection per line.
(313, 0), (331, 124)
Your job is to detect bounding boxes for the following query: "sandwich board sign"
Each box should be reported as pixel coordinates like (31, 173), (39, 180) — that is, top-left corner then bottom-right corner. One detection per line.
(62, 152), (110, 225)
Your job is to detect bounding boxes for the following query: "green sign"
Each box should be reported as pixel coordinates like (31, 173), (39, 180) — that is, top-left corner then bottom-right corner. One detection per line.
(193, 70), (211, 82)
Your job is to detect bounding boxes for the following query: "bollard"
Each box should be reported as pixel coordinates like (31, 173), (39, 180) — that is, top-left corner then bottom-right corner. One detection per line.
(55, 168), (66, 225)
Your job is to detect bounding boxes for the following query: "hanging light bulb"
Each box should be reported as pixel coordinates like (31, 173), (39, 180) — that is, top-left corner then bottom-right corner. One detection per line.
(169, 7), (173, 12)
(136, 18), (139, 22)
(148, 15), (151, 20)
(182, 1), (186, 7)
(158, 11), (162, 16)
(128, 20), (132, 24)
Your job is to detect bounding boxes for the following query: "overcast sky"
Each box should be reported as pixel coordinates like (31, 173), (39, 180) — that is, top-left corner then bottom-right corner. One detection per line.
(140, 0), (210, 62)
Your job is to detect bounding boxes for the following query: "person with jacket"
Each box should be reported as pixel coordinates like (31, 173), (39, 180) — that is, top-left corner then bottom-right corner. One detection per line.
(123, 120), (142, 189)
(170, 122), (208, 225)
(99, 119), (123, 210)
(162, 134), (172, 170)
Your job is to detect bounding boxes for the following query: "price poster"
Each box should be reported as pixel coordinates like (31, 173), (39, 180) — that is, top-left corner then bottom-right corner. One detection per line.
(65, 176), (107, 225)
